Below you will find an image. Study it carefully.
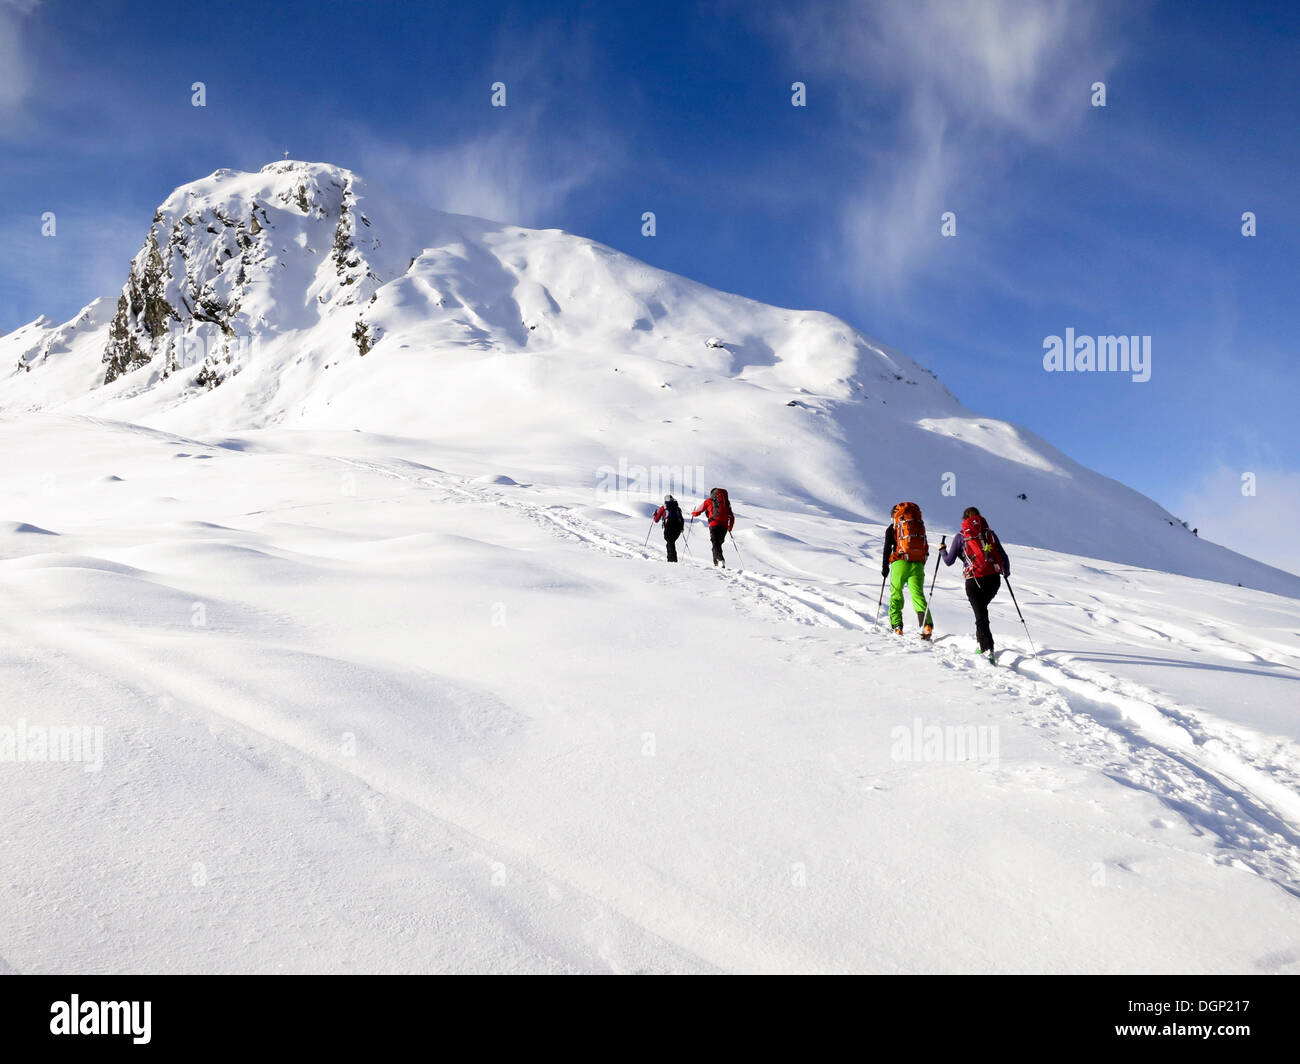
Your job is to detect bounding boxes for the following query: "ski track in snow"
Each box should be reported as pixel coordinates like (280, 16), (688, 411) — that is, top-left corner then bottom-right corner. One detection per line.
(325, 453), (1300, 899)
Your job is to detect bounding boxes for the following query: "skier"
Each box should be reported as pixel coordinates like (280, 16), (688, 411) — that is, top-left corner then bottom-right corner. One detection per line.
(692, 487), (735, 567)
(941, 506), (1011, 662)
(882, 501), (933, 639)
(651, 494), (685, 562)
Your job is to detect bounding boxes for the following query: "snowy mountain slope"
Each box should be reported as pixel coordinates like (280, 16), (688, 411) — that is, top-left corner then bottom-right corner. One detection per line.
(2, 160), (1294, 597)
(2, 415), (1298, 973)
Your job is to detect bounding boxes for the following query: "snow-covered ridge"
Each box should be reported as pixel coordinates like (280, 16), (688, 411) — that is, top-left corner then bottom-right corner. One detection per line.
(7, 299), (109, 375)
(1, 160), (1295, 596)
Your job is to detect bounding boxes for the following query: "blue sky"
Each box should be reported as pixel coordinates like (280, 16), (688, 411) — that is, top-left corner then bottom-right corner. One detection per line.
(2, 0), (1297, 572)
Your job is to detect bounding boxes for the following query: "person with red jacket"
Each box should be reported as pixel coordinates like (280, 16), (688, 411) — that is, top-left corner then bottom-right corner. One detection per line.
(692, 487), (735, 567)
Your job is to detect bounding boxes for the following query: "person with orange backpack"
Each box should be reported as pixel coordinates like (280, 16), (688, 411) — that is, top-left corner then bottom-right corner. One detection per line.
(692, 487), (735, 567)
(940, 506), (1011, 662)
(882, 501), (933, 639)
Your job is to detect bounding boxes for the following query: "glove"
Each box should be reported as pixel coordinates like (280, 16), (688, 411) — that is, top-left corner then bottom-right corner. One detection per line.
(881, 563), (889, 578)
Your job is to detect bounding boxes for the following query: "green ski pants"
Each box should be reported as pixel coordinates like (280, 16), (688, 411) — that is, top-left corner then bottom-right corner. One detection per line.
(889, 559), (930, 629)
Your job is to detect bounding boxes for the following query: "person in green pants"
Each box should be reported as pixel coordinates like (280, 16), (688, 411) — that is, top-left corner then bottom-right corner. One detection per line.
(882, 501), (934, 640)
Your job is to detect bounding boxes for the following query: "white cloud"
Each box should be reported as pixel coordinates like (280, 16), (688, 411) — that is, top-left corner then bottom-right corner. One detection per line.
(1173, 464), (1300, 578)
(863, 0), (1089, 134)
(762, 0), (1117, 290)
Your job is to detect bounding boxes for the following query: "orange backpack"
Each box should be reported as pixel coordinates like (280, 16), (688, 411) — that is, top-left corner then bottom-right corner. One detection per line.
(891, 502), (929, 562)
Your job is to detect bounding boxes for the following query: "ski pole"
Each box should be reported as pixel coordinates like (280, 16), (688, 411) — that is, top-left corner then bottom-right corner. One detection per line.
(644, 519), (655, 548)
(1004, 576), (1036, 656)
(922, 536), (944, 629)
(875, 574), (887, 625)
(728, 529), (742, 567)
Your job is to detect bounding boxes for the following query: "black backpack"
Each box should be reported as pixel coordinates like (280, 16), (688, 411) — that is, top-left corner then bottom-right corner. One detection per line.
(663, 499), (684, 531)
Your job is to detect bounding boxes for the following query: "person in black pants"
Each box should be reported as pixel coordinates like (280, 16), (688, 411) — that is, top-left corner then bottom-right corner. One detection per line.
(940, 506), (1011, 660)
(691, 488), (735, 568)
(652, 495), (685, 562)
(965, 571), (1002, 654)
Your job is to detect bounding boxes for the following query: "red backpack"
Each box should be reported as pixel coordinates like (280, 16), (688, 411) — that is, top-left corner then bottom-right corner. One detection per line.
(891, 502), (928, 562)
(962, 515), (1003, 579)
(710, 487), (733, 526)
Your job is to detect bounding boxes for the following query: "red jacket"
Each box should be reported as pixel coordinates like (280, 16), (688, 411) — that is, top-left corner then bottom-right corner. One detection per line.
(692, 497), (734, 530)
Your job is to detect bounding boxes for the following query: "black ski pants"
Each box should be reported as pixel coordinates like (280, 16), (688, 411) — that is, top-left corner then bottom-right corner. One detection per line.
(709, 524), (727, 566)
(664, 524), (682, 562)
(965, 574), (1001, 652)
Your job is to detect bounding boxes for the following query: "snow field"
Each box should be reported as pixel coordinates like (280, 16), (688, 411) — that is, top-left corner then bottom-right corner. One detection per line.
(3, 416), (1298, 973)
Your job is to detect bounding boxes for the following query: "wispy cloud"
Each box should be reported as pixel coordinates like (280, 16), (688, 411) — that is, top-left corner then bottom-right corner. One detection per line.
(0, 208), (140, 330)
(348, 119), (614, 227)
(0, 0), (38, 120)
(760, 0), (1119, 292)
(342, 14), (622, 225)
